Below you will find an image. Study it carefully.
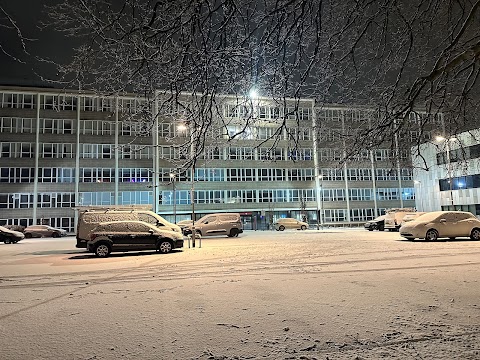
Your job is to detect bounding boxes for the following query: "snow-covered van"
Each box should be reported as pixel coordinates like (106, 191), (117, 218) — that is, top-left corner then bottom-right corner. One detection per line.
(76, 206), (182, 248)
(384, 208), (417, 232)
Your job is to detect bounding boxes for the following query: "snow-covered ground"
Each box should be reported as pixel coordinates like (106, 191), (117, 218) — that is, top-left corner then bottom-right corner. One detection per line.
(1, 229), (480, 359)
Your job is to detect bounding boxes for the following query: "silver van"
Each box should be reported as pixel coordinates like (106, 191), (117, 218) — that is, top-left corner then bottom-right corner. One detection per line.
(183, 213), (243, 237)
(76, 209), (182, 248)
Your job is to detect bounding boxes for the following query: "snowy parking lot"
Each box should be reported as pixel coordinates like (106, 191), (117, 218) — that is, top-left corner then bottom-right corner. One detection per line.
(1, 228), (480, 359)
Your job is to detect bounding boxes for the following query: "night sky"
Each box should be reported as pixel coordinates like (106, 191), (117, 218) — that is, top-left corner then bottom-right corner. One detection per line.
(0, 1), (72, 88)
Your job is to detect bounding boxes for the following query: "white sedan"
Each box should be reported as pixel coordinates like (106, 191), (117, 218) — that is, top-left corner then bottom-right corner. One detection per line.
(399, 211), (480, 241)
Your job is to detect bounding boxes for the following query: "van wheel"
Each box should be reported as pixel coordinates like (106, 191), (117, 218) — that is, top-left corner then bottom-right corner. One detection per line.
(279, 225), (285, 231)
(157, 240), (172, 254)
(228, 229), (238, 237)
(94, 243), (111, 257)
(425, 229), (439, 241)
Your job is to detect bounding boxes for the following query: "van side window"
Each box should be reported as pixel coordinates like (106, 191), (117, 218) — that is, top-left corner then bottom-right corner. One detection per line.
(203, 216), (217, 224)
(138, 214), (156, 224)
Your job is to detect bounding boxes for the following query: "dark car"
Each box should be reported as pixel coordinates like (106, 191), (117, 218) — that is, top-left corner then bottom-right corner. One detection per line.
(0, 225), (25, 243)
(364, 215), (386, 231)
(86, 220), (184, 257)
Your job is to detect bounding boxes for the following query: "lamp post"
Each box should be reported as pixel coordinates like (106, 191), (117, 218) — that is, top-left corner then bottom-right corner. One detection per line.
(413, 180), (422, 211)
(315, 174), (324, 230)
(170, 173), (177, 223)
(177, 122), (198, 247)
(319, 175), (324, 228)
(436, 136), (455, 208)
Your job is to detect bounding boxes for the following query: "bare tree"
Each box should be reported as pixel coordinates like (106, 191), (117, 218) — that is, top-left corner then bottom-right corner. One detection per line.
(0, 5), (31, 63)
(43, 0), (480, 169)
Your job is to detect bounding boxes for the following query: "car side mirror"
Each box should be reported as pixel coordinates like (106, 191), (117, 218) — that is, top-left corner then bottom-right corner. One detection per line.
(204, 221), (208, 224)
(149, 229), (154, 234)
(440, 219), (447, 223)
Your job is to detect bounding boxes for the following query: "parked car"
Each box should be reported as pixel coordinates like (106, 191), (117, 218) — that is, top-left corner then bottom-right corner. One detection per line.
(87, 220), (184, 257)
(384, 208), (417, 231)
(183, 213), (243, 237)
(0, 225), (25, 243)
(24, 225), (67, 238)
(76, 208), (181, 248)
(274, 218), (308, 231)
(176, 219), (193, 229)
(399, 211), (480, 241)
(364, 215), (386, 231)
(400, 212), (426, 227)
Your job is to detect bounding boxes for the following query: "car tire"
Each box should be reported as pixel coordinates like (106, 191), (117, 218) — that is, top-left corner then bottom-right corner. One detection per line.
(279, 225), (285, 231)
(157, 240), (172, 254)
(378, 225), (384, 231)
(228, 228), (238, 237)
(94, 243), (111, 257)
(368, 227), (373, 231)
(425, 229), (439, 241)
(470, 228), (480, 240)
(4, 239), (11, 244)
(52, 232), (60, 238)
(25, 233), (32, 239)
(300, 225), (307, 231)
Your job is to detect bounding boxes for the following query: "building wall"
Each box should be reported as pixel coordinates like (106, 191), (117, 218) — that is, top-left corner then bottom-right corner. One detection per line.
(412, 129), (480, 215)
(0, 86), (418, 232)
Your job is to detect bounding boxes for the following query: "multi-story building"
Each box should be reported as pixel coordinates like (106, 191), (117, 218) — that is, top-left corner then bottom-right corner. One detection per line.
(413, 129), (480, 215)
(0, 85), (426, 232)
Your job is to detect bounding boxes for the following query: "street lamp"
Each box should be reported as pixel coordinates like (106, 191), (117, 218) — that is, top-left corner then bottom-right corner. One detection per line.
(169, 172), (177, 223)
(436, 136), (456, 208)
(177, 122), (199, 248)
(413, 180), (422, 211)
(316, 174), (324, 230)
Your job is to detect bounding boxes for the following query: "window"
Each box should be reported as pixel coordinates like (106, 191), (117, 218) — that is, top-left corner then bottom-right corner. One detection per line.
(322, 189), (346, 201)
(195, 168), (224, 182)
(258, 169), (286, 182)
(376, 169), (398, 181)
(347, 169), (372, 181)
(374, 149), (391, 161)
(323, 209), (347, 222)
(21, 143), (34, 158)
(79, 192), (114, 206)
(0, 168), (35, 183)
(119, 191), (151, 205)
(320, 169), (344, 181)
(376, 188), (400, 200)
(348, 188), (373, 201)
(350, 208), (375, 221)
(226, 168), (255, 182)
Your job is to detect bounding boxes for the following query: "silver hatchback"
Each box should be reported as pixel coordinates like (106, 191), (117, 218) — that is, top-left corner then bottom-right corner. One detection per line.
(274, 218), (309, 231)
(399, 211), (480, 241)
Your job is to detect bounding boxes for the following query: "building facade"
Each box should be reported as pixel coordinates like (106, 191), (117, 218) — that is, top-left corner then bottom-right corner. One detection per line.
(413, 129), (480, 216)
(0, 86), (424, 232)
